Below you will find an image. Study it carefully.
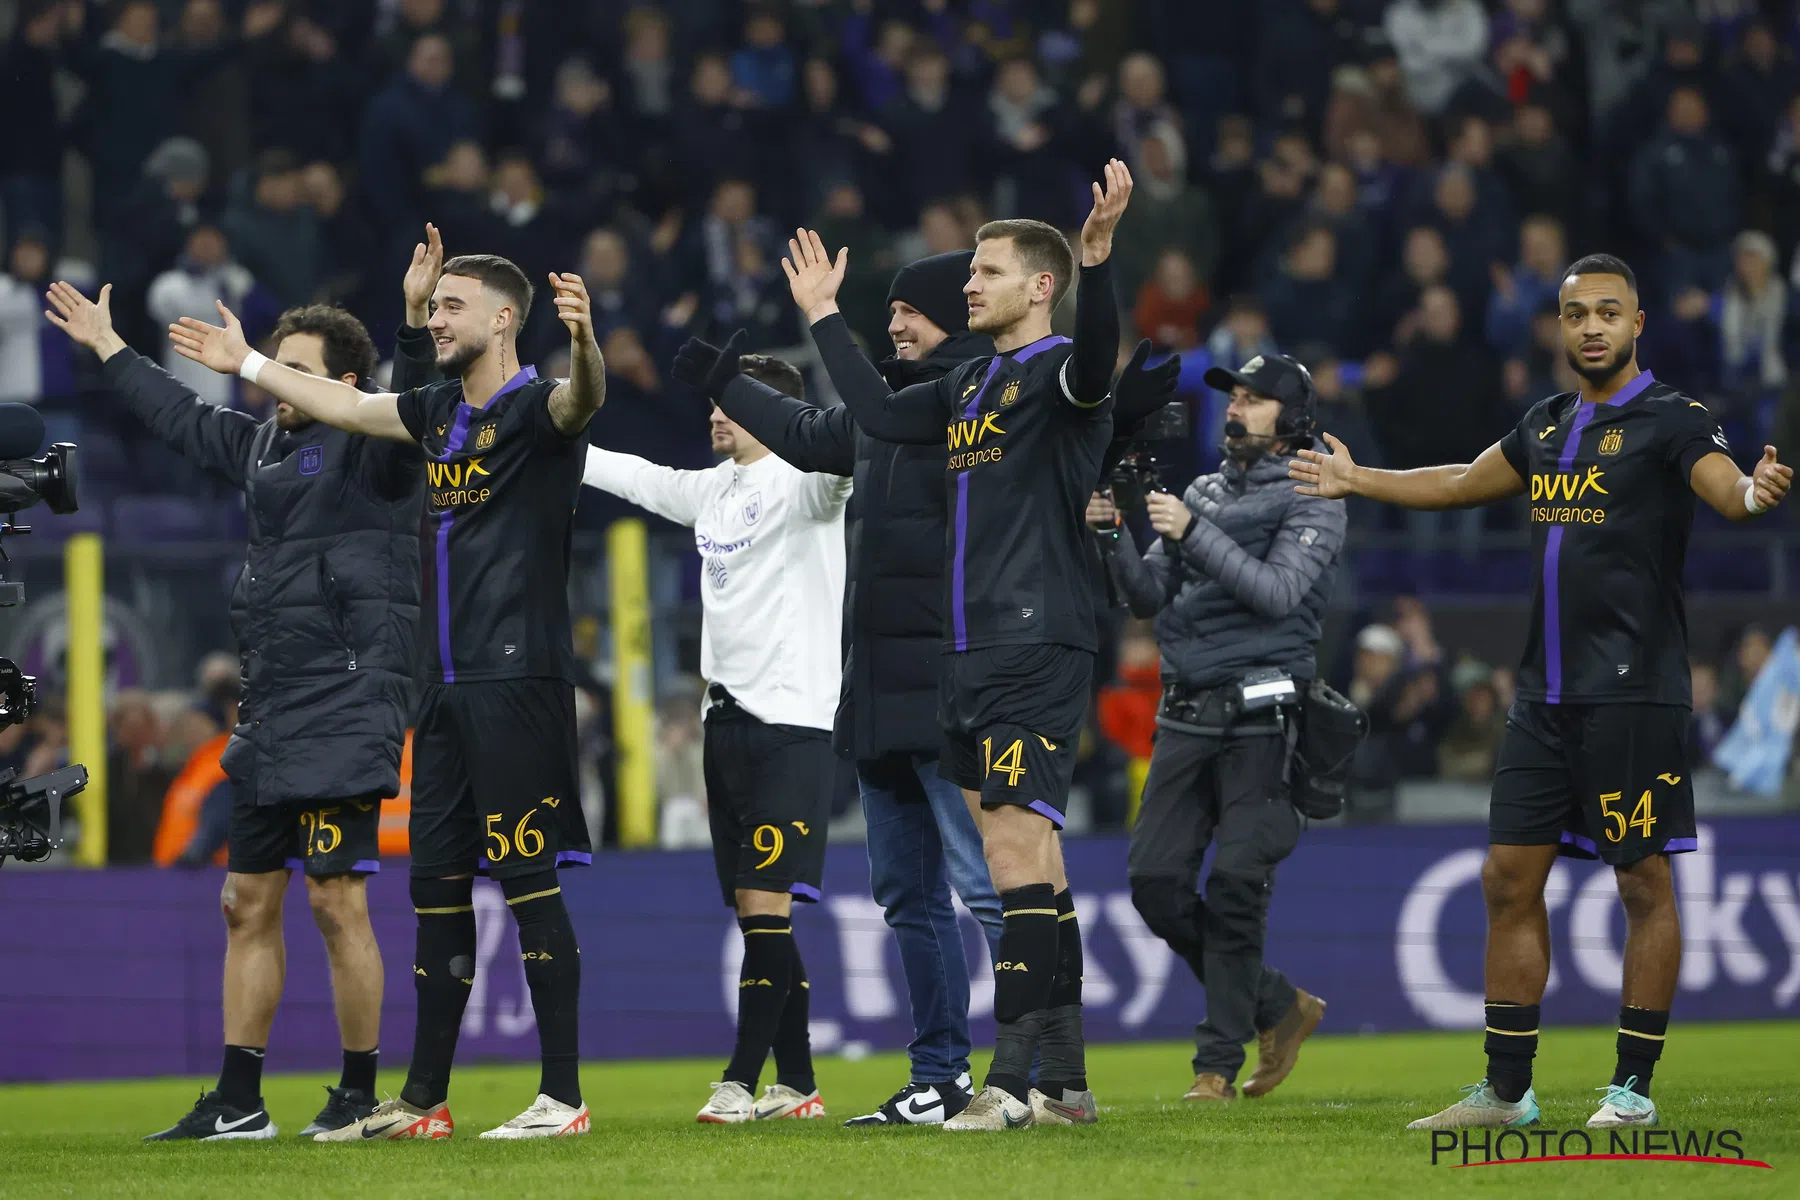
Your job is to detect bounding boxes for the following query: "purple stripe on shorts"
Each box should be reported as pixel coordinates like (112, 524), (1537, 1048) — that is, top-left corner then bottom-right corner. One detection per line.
(556, 850), (592, 867)
(1009, 333), (1072, 363)
(284, 856), (303, 871)
(1560, 830), (1598, 857)
(1662, 836), (1698, 853)
(789, 881), (821, 902)
(351, 859), (380, 874)
(430, 404), (476, 682)
(1027, 800), (1066, 829)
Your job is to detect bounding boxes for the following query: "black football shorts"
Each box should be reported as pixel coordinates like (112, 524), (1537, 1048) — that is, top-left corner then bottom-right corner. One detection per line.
(939, 644), (1092, 828)
(701, 695), (833, 907)
(409, 679), (592, 880)
(1489, 700), (1697, 866)
(228, 784), (381, 878)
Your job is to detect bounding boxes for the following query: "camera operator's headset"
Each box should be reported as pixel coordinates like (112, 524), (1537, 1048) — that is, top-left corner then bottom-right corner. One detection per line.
(1203, 353), (1319, 456)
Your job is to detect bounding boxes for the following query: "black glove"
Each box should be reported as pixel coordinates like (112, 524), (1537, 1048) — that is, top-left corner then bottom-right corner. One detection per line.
(670, 329), (748, 399)
(1111, 338), (1183, 435)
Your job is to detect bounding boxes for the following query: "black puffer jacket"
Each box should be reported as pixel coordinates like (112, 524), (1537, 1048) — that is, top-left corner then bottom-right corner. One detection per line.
(714, 329), (994, 759)
(102, 335), (431, 804)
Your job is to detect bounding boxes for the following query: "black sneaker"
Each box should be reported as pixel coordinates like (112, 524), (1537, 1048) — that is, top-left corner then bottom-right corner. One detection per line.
(298, 1085), (378, 1137)
(842, 1074), (974, 1127)
(144, 1090), (277, 1141)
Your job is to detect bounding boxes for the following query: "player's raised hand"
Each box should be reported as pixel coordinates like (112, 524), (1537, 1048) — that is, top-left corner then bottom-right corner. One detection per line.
(550, 272), (595, 344)
(168, 300), (252, 375)
(1079, 158), (1133, 265)
(782, 227), (848, 324)
(402, 222), (443, 324)
(44, 280), (126, 360)
(1752, 445), (1792, 511)
(1290, 431), (1358, 499)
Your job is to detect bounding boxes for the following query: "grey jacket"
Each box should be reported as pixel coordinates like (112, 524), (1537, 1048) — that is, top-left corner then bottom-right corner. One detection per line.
(1100, 453), (1345, 690)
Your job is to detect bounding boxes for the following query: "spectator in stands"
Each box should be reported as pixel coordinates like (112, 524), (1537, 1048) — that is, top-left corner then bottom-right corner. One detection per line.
(1436, 659), (1506, 783)
(1324, 54), (1432, 171)
(1114, 122), (1217, 303)
(1202, 115), (1261, 295)
(358, 31), (476, 235)
(303, 161), (373, 311)
(243, 1), (357, 166)
(1372, 226), (1451, 355)
(194, 650), (241, 730)
(1719, 623), (1774, 719)
(1566, 0), (1691, 140)
(618, 4), (675, 129)
(419, 140), (498, 261)
(1765, 92), (1800, 265)
(580, 228), (657, 343)
(1383, 0), (1489, 116)
(1610, 13), (1717, 160)
(1113, 51), (1179, 167)
(1502, 299), (1574, 411)
(1255, 0), (1364, 136)
(883, 44), (981, 217)
(1259, 225), (1358, 358)
(731, 5), (797, 109)
(1366, 285), (1504, 558)
(371, 0), (480, 105)
(108, 690), (174, 866)
(0, 0), (74, 248)
(789, 57), (884, 221)
(1718, 21), (1796, 163)
(0, 226), (77, 403)
(1423, 164), (1511, 321)
(1205, 296), (1279, 388)
(1133, 248), (1208, 352)
(655, 682), (708, 850)
(1629, 86), (1741, 297)
(1714, 231), (1794, 403)
(987, 54), (1070, 227)
(1486, 215), (1567, 358)
(1495, 101), (1579, 236)
(1689, 657), (1726, 766)
(223, 149), (319, 310)
(811, 182), (892, 346)
(146, 225), (268, 406)
(534, 56), (627, 207)
(1489, 0), (1575, 112)
(106, 136), (211, 350)
(672, 51), (763, 208)
(1300, 162), (1377, 291)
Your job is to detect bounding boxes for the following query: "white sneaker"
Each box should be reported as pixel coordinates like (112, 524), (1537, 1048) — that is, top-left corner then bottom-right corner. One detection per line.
(943, 1085), (1033, 1132)
(1587, 1078), (1659, 1129)
(478, 1093), (591, 1139)
(753, 1084), (826, 1120)
(1405, 1080), (1540, 1130)
(696, 1081), (755, 1124)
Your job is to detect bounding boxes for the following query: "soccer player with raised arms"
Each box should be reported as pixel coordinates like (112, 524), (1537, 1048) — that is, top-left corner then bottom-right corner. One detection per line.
(1290, 254), (1791, 1130)
(677, 160), (1135, 1130)
(166, 250), (606, 1141)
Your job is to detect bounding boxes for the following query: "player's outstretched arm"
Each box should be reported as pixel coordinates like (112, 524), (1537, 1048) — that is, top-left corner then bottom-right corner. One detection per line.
(548, 272), (606, 435)
(1067, 160), (1131, 408)
(582, 445), (712, 528)
(167, 301), (414, 442)
(1289, 433), (1525, 509)
(717, 373), (857, 476)
(48, 280), (257, 489)
(783, 229), (946, 444)
(1691, 446), (1792, 522)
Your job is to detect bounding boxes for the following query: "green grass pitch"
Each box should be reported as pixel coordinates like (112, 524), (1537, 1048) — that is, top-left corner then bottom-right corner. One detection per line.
(2, 1023), (1792, 1198)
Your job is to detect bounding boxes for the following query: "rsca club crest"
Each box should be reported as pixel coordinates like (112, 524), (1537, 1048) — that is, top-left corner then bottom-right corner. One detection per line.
(742, 492), (762, 526)
(298, 445), (322, 476)
(1599, 428), (1623, 455)
(999, 379), (1021, 406)
(474, 424), (496, 450)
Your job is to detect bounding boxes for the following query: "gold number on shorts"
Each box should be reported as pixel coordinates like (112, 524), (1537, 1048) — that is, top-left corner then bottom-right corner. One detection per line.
(1630, 790), (1656, 839)
(982, 736), (1027, 786)
(514, 809), (545, 858)
(752, 824), (785, 869)
(1599, 791), (1626, 842)
(485, 812), (510, 861)
(299, 808), (342, 856)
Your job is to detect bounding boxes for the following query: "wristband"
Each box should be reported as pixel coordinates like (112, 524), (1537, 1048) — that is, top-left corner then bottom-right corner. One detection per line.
(239, 349), (270, 385)
(1745, 485), (1768, 515)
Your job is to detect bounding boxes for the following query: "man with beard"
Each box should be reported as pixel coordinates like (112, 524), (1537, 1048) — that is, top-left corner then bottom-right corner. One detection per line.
(1086, 353), (1342, 1105)
(165, 247), (605, 1141)
(1291, 254), (1793, 1131)
(46, 255), (434, 1138)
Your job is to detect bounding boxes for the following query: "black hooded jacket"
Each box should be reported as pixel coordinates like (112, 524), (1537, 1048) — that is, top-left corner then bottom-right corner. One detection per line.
(715, 329), (994, 762)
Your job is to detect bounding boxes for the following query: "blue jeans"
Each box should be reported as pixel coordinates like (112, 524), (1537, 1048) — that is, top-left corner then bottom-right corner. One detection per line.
(860, 755), (1003, 1083)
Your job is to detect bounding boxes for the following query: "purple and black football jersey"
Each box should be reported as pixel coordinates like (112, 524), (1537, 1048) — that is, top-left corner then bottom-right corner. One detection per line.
(1498, 371), (1730, 707)
(395, 368), (587, 684)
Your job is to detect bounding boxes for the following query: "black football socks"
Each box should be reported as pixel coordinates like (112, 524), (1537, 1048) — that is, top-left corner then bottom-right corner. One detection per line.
(1484, 1001), (1540, 1104)
(725, 915), (795, 1091)
(987, 884), (1058, 1103)
(771, 935), (816, 1095)
(505, 873), (584, 1108)
(399, 877), (476, 1110)
(1038, 889), (1088, 1096)
(217, 1045), (265, 1111)
(1613, 1006), (1669, 1098)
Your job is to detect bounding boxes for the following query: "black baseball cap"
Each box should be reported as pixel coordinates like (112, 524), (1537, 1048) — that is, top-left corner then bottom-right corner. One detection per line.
(1203, 353), (1314, 407)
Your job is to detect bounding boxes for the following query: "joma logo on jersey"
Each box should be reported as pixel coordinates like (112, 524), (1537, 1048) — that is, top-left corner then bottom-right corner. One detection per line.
(947, 411), (1005, 450)
(426, 457), (490, 489)
(1599, 428), (1623, 455)
(1530, 465), (1608, 502)
(473, 424), (496, 450)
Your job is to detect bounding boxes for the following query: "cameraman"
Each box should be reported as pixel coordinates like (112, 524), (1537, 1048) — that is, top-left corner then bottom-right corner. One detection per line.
(1087, 354), (1344, 1104)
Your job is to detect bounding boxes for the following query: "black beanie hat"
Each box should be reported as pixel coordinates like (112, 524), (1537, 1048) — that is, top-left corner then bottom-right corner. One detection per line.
(886, 250), (973, 335)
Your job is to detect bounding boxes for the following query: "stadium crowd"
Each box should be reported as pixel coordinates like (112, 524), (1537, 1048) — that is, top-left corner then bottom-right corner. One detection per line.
(1, 0), (1795, 855)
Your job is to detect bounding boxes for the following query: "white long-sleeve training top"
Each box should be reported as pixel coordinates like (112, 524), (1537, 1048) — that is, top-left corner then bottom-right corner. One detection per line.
(584, 446), (851, 731)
